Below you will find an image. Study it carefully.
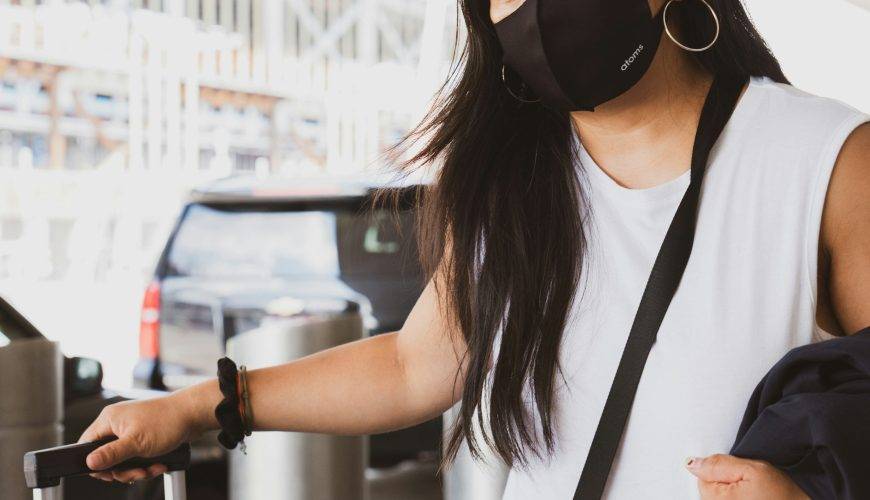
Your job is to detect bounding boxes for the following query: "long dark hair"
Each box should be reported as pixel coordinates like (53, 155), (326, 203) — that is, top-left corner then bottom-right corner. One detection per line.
(393, 0), (788, 468)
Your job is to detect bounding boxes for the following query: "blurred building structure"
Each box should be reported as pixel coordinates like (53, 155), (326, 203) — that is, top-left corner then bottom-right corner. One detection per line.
(0, 0), (455, 173)
(0, 0), (455, 282)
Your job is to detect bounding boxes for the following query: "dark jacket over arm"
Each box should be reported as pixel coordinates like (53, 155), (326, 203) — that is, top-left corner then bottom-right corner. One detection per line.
(731, 327), (870, 500)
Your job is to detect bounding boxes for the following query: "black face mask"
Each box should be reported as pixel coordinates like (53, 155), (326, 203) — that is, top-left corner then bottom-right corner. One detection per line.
(495, 0), (666, 112)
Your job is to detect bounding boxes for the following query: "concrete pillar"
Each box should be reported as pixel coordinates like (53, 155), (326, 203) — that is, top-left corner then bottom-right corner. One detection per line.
(146, 39), (164, 170)
(46, 71), (65, 170)
(128, 33), (145, 170)
(183, 62), (200, 171)
(263, 0), (284, 84)
(0, 340), (63, 500)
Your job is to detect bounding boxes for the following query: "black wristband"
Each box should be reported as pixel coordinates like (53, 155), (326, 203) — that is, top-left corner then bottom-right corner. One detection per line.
(215, 357), (246, 450)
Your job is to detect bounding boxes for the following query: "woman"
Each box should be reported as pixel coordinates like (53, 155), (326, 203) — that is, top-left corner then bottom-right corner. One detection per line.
(82, 0), (870, 498)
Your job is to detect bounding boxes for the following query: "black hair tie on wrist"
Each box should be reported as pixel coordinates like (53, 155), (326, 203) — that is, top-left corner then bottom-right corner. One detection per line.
(215, 357), (246, 450)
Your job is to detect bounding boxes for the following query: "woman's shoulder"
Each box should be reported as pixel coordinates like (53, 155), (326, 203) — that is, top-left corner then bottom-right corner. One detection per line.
(727, 76), (869, 178)
(744, 76), (868, 134)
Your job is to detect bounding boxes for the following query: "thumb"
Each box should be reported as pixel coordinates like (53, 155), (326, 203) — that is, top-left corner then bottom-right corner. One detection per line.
(686, 454), (748, 483)
(78, 418), (112, 445)
(86, 438), (136, 471)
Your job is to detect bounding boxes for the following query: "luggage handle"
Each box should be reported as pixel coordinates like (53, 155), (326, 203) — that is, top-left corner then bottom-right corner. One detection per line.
(23, 437), (191, 489)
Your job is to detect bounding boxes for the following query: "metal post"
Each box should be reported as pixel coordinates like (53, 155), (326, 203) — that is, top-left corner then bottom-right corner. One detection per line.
(1, 340), (62, 500)
(164, 471), (187, 500)
(227, 307), (366, 500)
(33, 486), (62, 500)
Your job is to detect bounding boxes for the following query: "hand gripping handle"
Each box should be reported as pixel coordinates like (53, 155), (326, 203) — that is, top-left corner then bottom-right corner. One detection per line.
(23, 437), (191, 488)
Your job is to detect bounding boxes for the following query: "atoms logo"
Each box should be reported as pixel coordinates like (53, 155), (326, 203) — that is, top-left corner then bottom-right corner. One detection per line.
(621, 44), (644, 71)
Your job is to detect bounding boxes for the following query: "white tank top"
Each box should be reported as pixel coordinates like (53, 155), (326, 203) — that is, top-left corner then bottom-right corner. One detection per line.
(501, 77), (869, 499)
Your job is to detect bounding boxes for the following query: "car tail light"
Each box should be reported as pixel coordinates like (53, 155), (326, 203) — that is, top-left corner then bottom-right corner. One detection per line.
(139, 280), (161, 359)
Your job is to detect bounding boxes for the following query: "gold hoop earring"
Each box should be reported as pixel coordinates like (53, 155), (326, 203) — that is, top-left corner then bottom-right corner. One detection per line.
(663, 0), (720, 53)
(501, 65), (541, 104)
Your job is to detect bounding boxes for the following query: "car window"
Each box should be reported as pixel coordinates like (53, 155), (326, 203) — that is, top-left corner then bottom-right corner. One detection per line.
(165, 204), (341, 278)
(164, 202), (422, 283)
(337, 210), (420, 279)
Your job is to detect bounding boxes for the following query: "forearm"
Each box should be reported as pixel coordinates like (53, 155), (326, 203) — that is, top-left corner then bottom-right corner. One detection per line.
(173, 332), (445, 436)
(80, 276), (462, 481)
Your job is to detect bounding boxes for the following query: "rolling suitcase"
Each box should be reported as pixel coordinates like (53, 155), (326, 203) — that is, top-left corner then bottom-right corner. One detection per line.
(23, 437), (190, 500)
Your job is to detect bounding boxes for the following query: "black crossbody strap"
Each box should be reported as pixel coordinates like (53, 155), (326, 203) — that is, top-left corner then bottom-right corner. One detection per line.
(573, 74), (749, 500)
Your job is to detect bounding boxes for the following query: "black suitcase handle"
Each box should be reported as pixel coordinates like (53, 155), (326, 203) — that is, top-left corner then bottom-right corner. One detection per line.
(23, 437), (191, 488)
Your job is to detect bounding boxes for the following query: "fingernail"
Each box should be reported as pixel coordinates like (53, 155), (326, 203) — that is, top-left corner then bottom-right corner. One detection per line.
(685, 457), (701, 470)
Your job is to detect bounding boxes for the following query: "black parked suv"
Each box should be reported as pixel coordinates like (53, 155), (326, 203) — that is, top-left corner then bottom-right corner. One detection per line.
(133, 176), (437, 469)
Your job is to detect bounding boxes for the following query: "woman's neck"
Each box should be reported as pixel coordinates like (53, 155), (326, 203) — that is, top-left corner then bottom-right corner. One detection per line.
(571, 41), (713, 189)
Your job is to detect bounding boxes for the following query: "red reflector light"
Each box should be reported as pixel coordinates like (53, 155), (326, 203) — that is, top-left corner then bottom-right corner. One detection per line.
(139, 281), (161, 359)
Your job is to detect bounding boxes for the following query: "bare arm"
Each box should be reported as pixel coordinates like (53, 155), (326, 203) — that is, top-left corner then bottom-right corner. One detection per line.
(818, 122), (870, 333)
(694, 123), (870, 500)
(186, 277), (467, 435)
(80, 275), (466, 481)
